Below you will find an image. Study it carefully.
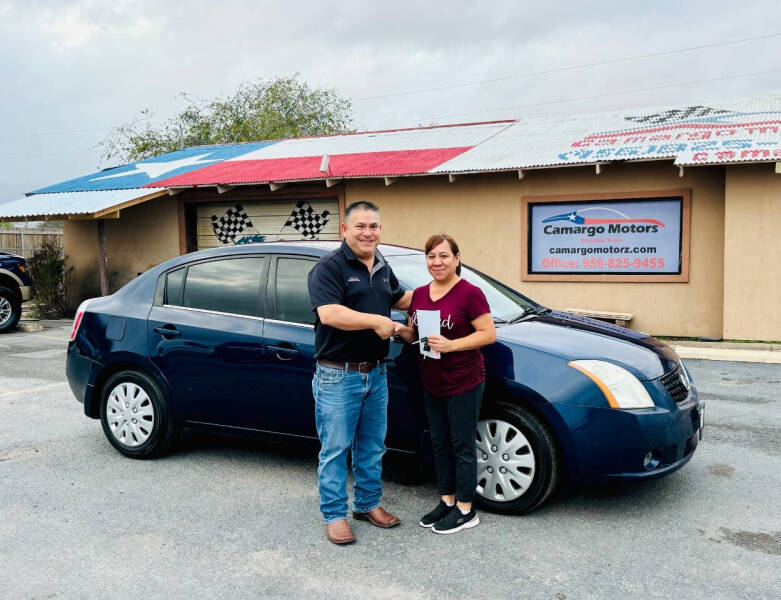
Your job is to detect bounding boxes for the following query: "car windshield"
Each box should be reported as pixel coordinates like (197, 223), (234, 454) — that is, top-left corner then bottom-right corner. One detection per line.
(385, 253), (538, 322)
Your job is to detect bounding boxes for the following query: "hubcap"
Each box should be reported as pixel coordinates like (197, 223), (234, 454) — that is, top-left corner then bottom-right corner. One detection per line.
(105, 382), (154, 447)
(0, 296), (12, 325)
(475, 419), (536, 502)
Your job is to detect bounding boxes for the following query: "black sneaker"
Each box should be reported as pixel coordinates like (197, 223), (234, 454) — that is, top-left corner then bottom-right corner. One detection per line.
(419, 501), (454, 528)
(432, 507), (479, 534)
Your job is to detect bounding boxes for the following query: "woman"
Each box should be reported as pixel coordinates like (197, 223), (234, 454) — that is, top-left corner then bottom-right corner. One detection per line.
(396, 233), (496, 534)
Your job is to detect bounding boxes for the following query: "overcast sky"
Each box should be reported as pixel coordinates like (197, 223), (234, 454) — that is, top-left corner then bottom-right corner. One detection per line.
(1, 0), (780, 204)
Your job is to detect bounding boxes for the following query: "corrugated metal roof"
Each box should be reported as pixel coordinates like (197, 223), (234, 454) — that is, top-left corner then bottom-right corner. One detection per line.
(152, 148), (472, 187)
(228, 121), (512, 160)
(433, 96), (781, 172)
(0, 188), (167, 220)
(31, 144), (276, 194)
(2, 95), (780, 220)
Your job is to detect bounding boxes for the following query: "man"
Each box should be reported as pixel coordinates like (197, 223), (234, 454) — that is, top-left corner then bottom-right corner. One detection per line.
(308, 200), (412, 545)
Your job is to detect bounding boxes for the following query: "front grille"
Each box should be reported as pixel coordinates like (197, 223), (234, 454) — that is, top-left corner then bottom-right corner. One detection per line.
(661, 365), (689, 403)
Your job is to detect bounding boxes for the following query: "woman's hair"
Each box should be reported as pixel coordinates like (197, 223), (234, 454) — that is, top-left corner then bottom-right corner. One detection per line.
(424, 233), (461, 275)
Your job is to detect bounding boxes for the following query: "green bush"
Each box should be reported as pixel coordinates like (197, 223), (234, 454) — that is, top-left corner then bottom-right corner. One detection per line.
(27, 237), (73, 318)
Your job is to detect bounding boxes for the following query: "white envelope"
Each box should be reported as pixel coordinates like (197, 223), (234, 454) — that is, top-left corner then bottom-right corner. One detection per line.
(416, 309), (441, 359)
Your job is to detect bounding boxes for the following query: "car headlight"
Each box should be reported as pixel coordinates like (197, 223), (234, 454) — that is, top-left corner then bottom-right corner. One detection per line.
(568, 359), (655, 409)
(680, 361), (693, 385)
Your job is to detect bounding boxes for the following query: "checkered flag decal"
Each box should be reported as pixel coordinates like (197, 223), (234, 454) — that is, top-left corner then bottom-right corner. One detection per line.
(211, 204), (253, 244)
(284, 201), (330, 239)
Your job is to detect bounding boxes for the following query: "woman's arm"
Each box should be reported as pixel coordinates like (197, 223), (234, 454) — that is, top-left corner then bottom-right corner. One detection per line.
(425, 313), (496, 354)
(394, 316), (417, 343)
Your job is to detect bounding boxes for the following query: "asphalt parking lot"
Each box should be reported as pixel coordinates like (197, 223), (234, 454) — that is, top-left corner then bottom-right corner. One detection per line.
(1, 322), (780, 600)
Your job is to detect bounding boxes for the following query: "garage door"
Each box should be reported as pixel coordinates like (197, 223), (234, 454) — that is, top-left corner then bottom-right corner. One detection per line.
(197, 199), (339, 249)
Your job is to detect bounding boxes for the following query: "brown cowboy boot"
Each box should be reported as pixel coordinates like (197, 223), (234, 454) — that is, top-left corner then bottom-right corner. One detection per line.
(325, 519), (356, 545)
(352, 506), (400, 528)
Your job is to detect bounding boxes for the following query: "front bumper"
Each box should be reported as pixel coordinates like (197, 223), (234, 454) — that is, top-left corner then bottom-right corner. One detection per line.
(556, 384), (703, 481)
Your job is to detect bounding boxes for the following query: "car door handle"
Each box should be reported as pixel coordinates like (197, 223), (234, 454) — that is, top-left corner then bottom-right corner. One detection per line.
(153, 326), (181, 338)
(266, 344), (299, 360)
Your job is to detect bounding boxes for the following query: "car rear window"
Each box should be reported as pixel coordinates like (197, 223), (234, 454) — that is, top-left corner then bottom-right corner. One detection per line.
(275, 258), (316, 325)
(165, 268), (185, 305)
(180, 257), (267, 317)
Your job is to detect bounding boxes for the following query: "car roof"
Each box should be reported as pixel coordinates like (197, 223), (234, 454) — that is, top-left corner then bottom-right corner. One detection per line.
(238, 240), (421, 256)
(145, 240), (422, 277)
(188, 240), (421, 259)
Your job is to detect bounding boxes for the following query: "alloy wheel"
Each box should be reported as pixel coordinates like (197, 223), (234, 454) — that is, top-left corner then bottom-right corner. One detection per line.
(0, 296), (11, 325)
(476, 419), (536, 502)
(105, 382), (155, 447)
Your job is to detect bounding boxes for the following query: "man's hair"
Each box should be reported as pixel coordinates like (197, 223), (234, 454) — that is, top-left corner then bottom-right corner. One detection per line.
(344, 201), (380, 221)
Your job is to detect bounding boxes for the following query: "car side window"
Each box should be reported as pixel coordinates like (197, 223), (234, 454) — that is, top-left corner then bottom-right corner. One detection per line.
(275, 258), (316, 325)
(165, 267), (185, 305)
(181, 257), (267, 317)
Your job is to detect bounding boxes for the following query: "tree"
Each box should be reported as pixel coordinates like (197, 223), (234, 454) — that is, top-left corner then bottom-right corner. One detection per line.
(33, 221), (63, 230)
(27, 237), (73, 317)
(100, 75), (354, 163)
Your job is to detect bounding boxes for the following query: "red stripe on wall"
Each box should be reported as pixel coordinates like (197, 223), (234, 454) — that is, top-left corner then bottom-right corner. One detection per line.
(145, 148), (471, 187)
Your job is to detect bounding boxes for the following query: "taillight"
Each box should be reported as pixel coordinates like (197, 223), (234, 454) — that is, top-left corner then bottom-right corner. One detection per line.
(69, 300), (92, 342)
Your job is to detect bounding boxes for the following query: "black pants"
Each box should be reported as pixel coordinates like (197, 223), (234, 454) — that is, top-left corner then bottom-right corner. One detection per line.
(423, 381), (484, 503)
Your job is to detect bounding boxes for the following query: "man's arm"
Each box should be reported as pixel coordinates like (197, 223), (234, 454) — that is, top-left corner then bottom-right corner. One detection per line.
(317, 304), (396, 339)
(392, 289), (412, 311)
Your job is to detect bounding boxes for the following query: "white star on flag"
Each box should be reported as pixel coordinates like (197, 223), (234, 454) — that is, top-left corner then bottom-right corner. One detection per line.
(568, 212), (576, 221)
(90, 153), (219, 181)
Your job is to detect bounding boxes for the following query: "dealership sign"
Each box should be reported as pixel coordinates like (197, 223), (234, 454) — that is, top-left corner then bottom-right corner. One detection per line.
(528, 198), (683, 274)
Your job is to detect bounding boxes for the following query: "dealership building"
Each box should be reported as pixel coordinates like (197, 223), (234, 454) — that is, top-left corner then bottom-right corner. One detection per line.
(1, 95), (780, 341)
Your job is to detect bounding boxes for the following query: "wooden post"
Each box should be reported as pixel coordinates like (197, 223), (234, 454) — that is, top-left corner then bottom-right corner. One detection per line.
(97, 219), (109, 296)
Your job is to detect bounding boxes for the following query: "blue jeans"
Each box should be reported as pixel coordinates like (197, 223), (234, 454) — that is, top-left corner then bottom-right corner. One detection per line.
(312, 363), (388, 524)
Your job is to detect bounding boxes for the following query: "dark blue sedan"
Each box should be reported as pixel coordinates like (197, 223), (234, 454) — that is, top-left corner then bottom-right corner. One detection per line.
(66, 241), (703, 513)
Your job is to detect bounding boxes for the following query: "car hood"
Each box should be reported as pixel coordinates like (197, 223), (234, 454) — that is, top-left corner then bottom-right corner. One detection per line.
(495, 310), (679, 380)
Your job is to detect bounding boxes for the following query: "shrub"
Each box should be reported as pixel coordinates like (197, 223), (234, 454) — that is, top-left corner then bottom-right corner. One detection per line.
(27, 237), (73, 318)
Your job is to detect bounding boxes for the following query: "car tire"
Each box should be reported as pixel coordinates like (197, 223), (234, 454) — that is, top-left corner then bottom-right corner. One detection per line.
(99, 370), (177, 459)
(474, 403), (560, 514)
(0, 285), (22, 333)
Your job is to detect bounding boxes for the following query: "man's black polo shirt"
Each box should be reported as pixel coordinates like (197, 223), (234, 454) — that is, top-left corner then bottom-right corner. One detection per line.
(308, 240), (404, 362)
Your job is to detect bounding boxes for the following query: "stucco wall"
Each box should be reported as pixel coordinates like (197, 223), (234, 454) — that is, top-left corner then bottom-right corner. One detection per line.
(64, 196), (181, 303)
(348, 162), (726, 337)
(723, 165), (781, 340)
(62, 161), (775, 339)
(63, 220), (100, 306)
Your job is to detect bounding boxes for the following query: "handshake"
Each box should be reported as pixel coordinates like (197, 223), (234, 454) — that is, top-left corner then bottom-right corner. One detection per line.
(372, 315), (405, 340)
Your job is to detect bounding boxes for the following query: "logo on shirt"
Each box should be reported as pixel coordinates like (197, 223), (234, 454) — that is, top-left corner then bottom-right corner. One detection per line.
(347, 276), (361, 283)
(411, 311), (455, 330)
